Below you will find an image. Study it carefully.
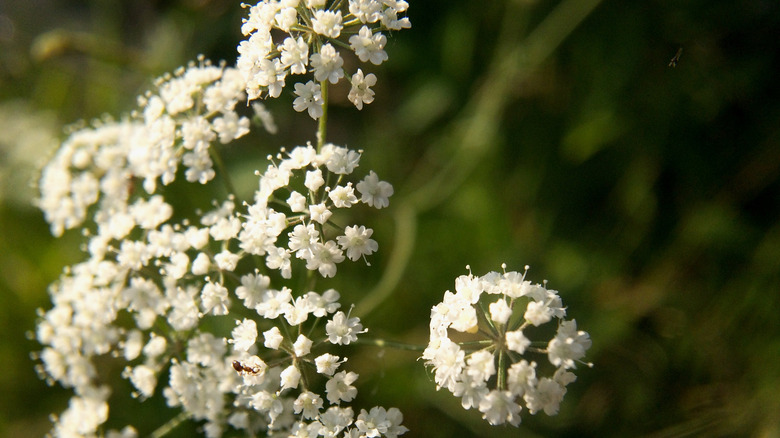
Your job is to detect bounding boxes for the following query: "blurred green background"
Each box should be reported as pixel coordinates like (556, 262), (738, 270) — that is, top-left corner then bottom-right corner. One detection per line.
(2, 0), (780, 436)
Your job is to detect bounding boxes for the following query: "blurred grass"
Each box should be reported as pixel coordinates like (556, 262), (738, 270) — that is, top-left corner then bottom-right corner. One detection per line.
(2, 0), (780, 437)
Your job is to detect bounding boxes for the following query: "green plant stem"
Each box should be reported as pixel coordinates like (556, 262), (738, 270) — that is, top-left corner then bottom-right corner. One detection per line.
(317, 80), (329, 152)
(149, 411), (189, 438)
(356, 0), (605, 319)
(497, 348), (507, 391)
(209, 146), (238, 198)
(354, 337), (427, 352)
(355, 203), (416, 318)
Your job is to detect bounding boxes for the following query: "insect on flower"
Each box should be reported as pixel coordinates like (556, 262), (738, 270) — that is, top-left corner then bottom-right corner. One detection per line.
(232, 360), (262, 375)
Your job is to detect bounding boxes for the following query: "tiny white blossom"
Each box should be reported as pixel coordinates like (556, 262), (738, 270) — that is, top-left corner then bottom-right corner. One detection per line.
(489, 299), (512, 325)
(506, 330), (531, 355)
(293, 334), (313, 357)
(315, 353), (345, 376)
(325, 371), (358, 404)
(263, 326), (284, 350)
(311, 43), (344, 84)
(329, 183), (358, 208)
(337, 225), (378, 262)
(349, 26), (388, 65)
(214, 250), (240, 271)
(280, 364), (302, 392)
(305, 168), (325, 192)
(348, 69), (377, 110)
(293, 81), (324, 119)
(356, 171), (393, 208)
(309, 202), (332, 224)
(287, 191), (307, 212)
(229, 318), (258, 352)
(312, 10), (343, 38)
(191, 252), (211, 275)
(326, 311), (364, 345)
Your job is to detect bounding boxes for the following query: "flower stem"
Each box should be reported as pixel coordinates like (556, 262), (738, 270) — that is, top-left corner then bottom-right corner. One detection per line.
(149, 411), (189, 438)
(354, 337), (427, 352)
(209, 145), (238, 197)
(316, 80), (329, 152)
(497, 348), (507, 391)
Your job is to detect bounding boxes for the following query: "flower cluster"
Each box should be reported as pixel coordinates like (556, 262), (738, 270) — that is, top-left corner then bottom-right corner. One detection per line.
(422, 265), (592, 426)
(249, 143), (393, 279)
(224, 306), (408, 437)
(236, 0), (410, 116)
(34, 57), (402, 436)
(37, 58), (250, 237)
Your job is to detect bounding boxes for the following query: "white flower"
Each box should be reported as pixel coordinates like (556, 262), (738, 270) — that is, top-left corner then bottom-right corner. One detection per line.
(324, 144), (361, 174)
(524, 300), (553, 326)
(312, 10), (343, 38)
(294, 391), (323, 420)
(326, 311), (364, 345)
(478, 390), (521, 426)
(325, 371), (358, 404)
(214, 250), (240, 271)
(293, 334), (313, 357)
(305, 241), (345, 278)
(229, 318), (258, 352)
(348, 69), (377, 110)
(505, 330), (530, 354)
(212, 111), (250, 144)
(349, 0), (383, 24)
(305, 168), (325, 192)
(280, 36), (309, 74)
(356, 171), (393, 208)
(488, 298), (512, 325)
(547, 319), (592, 369)
(191, 252), (210, 275)
(523, 378), (565, 416)
(235, 272), (270, 309)
(257, 287), (293, 319)
(315, 353), (345, 376)
(287, 191), (307, 212)
(329, 183), (358, 208)
(309, 202), (332, 224)
(127, 365), (157, 399)
(337, 225), (378, 262)
(423, 265), (591, 427)
(466, 350), (495, 384)
(293, 81), (324, 119)
(263, 326), (284, 350)
(280, 364), (302, 392)
(201, 281), (230, 315)
(311, 43), (344, 84)
(349, 26), (388, 65)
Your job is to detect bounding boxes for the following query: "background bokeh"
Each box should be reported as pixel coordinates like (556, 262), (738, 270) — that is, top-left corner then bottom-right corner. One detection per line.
(2, 0), (779, 436)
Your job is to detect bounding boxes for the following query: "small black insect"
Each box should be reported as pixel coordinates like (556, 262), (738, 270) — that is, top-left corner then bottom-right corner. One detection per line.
(232, 360), (261, 375)
(668, 47), (683, 67)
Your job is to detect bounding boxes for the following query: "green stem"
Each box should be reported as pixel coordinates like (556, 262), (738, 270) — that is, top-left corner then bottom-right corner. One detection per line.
(354, 337), (427, 352)
(355, 0), (605, 319)
(317, 80), (329, 152)
(497, 349), (507, 391)
(209, 145), (238, 198)
(149, 411), (189, 438)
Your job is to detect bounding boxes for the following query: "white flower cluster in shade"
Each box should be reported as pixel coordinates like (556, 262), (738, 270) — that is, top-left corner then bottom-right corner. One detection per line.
(249, 143), (393, 279)
(223, 307), (407, 437)
(236, 0), (410, 117)
(422, 265), (592, 426)
(34, 61), (403, 437)
(37, 58), (250, 237)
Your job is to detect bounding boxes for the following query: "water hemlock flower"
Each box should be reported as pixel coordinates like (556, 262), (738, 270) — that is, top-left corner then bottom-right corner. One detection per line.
(237, 0), (410, 115)
(34, 57), (403, 436)
(422, 265), (592, 426)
